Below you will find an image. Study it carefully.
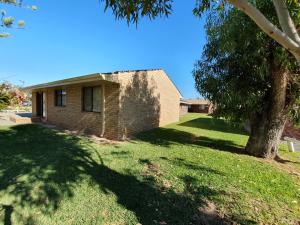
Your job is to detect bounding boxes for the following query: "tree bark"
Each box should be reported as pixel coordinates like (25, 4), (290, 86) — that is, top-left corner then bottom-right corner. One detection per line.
(245, 111), (287, 158)
(245, 62), (289, 158)
(272, 0), (300, 45)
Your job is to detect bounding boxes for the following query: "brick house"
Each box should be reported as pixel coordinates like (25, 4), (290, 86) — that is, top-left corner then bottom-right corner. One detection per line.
(25, 69), (181, 139)
(186, 99), (214, 114)
(179, 99), (189, 116)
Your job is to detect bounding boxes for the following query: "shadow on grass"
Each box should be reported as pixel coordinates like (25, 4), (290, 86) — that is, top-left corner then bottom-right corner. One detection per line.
(274, 155), (300, 165)
(137, 127), (246, 155)
(179, 117), (246, 136)
(2, 205), (13, 225)
(0, 124), (255, 225)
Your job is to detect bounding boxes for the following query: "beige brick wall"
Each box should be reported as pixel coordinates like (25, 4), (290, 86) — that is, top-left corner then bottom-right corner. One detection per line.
(46, 83), (102, 136)
(41, 81), (120, 138)
(116, 70), (181, 138)
(102, 82), (120, 139)
(31, 70), (181, 139)
(151, 70), (180, 126)
(180, 104), (188, 116)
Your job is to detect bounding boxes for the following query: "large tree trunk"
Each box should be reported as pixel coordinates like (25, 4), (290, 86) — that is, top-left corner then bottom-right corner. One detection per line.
(245, 112), (287, 158)
(245, 63), (289, 158)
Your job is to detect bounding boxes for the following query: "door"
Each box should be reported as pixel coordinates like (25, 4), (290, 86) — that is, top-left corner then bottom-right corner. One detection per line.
(36, 92), (43, 117)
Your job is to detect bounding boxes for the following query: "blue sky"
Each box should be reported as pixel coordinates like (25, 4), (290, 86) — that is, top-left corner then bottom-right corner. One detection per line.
(0, 1), (206, 98)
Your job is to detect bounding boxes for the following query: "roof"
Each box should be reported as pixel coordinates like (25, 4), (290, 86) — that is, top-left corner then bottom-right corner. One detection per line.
(185, 99), (211, 105)
(23, 73), (115, 91)
(23, 69), (182, 96)
(180, 99), (189, 104)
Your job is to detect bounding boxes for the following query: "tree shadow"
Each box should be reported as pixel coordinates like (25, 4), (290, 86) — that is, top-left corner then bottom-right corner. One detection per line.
(179, 117), (246, 136)
(0, 124), (255, 224)
(1, 205), (13, 225)
(119, 71), (161, 138)
(0, 124), (92, 223)
(85, 159), (228, 224)
(137, 127), (247, 155)
(274, 155), (300, 165)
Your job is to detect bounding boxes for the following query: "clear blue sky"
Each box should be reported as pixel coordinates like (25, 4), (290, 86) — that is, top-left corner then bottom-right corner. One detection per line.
(0, 1), (206, 98)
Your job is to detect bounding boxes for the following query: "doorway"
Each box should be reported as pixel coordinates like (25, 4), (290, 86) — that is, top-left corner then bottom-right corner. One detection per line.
(36, 92), (43, 117)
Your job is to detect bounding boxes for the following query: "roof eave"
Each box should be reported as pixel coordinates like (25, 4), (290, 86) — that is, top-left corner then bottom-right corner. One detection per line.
(22, 73), (118, 92)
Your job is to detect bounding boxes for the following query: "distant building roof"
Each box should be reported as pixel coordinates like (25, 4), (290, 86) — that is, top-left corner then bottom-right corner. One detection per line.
(185, 99), (211, 105)
(180, 99), (189, 104)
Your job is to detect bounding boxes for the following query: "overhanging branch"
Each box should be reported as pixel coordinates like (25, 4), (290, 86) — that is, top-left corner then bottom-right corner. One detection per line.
(228, 0), (300, 62)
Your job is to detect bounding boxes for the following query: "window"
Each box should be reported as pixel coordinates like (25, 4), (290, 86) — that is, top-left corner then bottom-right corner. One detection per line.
(55, 89), (66, 107)
(82, 86), (102, 112)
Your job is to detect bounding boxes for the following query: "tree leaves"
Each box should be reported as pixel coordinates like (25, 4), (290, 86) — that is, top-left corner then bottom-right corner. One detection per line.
(0, 0), (36, 38)
(101, 0), (173, 24)
(2, 16), (14, 27)
(192, 2), (299, 122)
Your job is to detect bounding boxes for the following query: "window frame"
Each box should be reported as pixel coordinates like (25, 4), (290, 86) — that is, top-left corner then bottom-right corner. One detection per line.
(55, 89), (66, 107)
(82, 86), (102, 113)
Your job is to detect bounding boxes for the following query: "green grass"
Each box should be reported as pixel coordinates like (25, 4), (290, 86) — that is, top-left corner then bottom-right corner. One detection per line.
(0, 113), (299, 225)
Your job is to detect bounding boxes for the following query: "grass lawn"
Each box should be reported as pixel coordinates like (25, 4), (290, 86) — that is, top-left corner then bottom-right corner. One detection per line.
(0, 113), (299, 225)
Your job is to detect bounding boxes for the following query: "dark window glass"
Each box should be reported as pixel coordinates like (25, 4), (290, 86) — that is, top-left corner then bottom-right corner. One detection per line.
(83, 87), (93, 112)
(83, 86), (102, 112)
(55, 89), (66, 107)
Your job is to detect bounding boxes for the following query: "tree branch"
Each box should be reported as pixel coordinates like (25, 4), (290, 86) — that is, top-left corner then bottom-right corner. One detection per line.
(228, 0), (300, 62)
(272, 0), (300, 45)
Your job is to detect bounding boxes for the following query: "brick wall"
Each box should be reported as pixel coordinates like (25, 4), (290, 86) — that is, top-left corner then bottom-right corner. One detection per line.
(46, 83), (103, 136)
(188, 104), (214, 114)
(102, 82), (120, 139)
(152, 70), (180, 126)
(116, 70), (181, 138)
(31, 70), (181, 139)
(180, 104), (188, 116)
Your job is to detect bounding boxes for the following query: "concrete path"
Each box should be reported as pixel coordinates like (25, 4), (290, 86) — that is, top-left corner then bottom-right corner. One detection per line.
(0, 113), (16, 126)
(0, 112), (32, 126)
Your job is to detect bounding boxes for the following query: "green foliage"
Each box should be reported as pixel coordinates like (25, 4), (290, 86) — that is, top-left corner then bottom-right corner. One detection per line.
(101, 0), (173, 24)
(0, 82), (28, 109)
(2, 16), (14, 27)
(100, 0), (229, 24)
(0, 92), (9, 110)
(0, 0), (37, 38)
(0, 32), (9, 37)
(289, 96), (300, 124)
(101, 0), (300, 24)
(193, 1), (300, 122)
(0, 0), (17, 4)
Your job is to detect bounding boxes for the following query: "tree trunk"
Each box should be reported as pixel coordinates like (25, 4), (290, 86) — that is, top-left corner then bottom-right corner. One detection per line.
(245, 112), (287, 158)
(245, 63), (289, 158)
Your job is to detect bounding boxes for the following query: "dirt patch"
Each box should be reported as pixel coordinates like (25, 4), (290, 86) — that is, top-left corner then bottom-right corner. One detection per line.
(193, 200), (230, 225)
(140, 159), (162, 178)
(0, 112), (16, 126)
